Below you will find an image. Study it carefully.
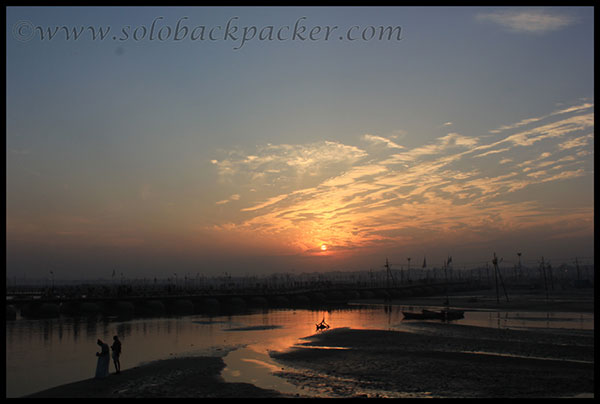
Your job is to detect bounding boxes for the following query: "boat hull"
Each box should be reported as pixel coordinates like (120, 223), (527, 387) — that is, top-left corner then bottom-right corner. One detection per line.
(402, 309), (464, 321)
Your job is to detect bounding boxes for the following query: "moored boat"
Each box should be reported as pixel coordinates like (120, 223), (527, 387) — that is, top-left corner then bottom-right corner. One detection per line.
(402, 308), (464, 321)
(441, 309), (464, 320)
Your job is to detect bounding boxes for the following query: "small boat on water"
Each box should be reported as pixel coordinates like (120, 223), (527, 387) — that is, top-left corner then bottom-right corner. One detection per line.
(402, 308), (464, 321)
(316, 317), (330, 331)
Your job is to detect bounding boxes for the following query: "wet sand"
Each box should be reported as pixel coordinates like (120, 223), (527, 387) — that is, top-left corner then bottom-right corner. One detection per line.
(270, 288), (594, 398)
(25, 356), (288, 398)
(270, 325), (594, 398)
(24, 288), (594, 398)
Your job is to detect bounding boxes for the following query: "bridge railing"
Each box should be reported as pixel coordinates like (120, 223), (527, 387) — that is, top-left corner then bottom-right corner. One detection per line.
(6, 280), (481, 305)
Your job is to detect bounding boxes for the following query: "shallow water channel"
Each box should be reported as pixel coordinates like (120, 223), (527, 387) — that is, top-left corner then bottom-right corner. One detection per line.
(5, 304), (593, 398)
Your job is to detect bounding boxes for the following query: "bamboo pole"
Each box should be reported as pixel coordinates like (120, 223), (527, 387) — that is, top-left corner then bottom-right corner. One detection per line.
(541, 257), (549, 302)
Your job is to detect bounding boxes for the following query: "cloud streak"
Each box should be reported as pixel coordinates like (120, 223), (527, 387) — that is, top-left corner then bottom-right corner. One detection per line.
(216, 194), (240, 205)
(209, 102), (593, 257)
(362, 134), (405, 149)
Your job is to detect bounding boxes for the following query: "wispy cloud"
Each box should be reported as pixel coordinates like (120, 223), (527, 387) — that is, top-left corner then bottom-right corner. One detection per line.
(489, 102), (592, 133)
(469, 111), (593, 160)
(362, 134), (404, 149)
(212, 140), (367, 184)
(476, 9), (576, 34)
(558, 133), (593, 150)
(474, 147), (511, 158)
(382, 132), (479, 164)
(209, 102), (593, 255)
(216, 194), (241, 205)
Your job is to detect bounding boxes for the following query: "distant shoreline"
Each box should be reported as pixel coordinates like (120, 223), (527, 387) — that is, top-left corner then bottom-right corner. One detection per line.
(356, 287), (595, 313)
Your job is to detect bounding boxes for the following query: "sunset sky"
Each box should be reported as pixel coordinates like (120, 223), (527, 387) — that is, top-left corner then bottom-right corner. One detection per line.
(6, 7), (594, 280)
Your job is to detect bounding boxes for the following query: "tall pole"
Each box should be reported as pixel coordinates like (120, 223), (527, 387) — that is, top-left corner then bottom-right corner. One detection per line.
(443, 260), (449, 307)
(385, 258), (397, 288)
(407, 257), (411, 282)
(386, 258), (391, 289)
(541, 257), (548, 302)
(496, 255), (509, 302)
(492, 253), (500, 304)
(492, 253), (509, 303)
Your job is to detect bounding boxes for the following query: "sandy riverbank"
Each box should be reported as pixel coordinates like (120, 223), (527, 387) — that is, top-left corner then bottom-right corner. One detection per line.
(25, 356), (289, 398)
(269, 324), (594, 398)
(267, 288), (594, 398)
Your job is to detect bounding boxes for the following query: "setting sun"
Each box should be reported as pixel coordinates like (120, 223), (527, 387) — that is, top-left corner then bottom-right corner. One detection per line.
(321, 244), (328, 251)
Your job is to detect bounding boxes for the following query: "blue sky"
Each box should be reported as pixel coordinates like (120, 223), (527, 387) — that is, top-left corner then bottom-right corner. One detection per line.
(6, 7), (594, 279)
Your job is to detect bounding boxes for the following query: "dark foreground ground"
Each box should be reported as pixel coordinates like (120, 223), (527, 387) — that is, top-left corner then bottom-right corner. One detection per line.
(270, 324), (593, 398)
(25, 356), (286, 398)
(25, 288), (594, 398)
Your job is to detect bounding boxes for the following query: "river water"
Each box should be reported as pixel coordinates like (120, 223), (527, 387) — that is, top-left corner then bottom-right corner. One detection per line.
(5, 304), (594, 398)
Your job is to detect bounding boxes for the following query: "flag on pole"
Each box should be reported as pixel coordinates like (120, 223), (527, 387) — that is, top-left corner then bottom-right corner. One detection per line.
(447, 256), (452, 266)
(422, 257), (426, 268)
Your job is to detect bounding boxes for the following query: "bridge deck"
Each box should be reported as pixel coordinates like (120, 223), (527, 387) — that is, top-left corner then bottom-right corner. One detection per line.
(6, 281), (479, 305)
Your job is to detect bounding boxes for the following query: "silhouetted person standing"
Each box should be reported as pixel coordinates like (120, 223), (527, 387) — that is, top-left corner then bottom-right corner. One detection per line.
(95, 339), (110, 379)
(111, 335), (122, 374)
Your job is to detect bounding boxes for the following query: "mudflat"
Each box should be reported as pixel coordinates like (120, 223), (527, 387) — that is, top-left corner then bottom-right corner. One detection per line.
(269, 288), (594, 398)
(25, 356), (287, 398)
(270, 324), (593, 398)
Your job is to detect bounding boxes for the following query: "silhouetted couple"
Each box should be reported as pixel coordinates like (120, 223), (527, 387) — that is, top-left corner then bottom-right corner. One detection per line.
(95, 336), (121, 378)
